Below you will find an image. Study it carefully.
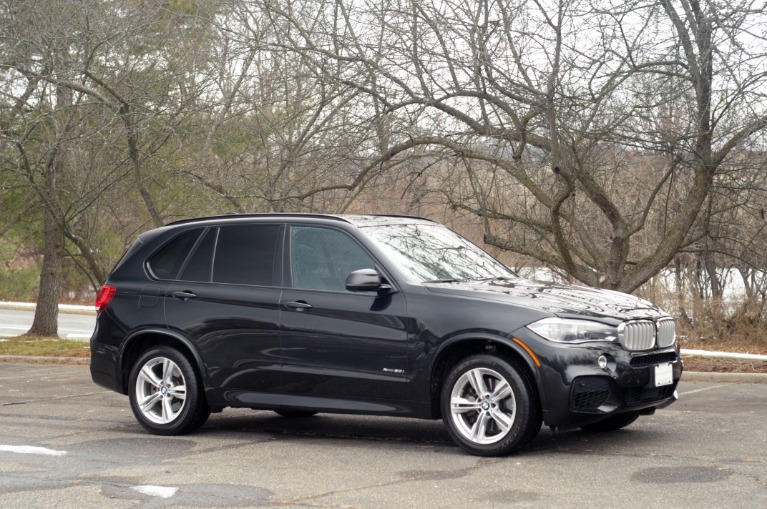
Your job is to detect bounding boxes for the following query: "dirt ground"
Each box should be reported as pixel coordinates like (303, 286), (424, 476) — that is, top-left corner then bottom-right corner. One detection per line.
(678, 337), (767, 373)
(682, 355), (767, 373)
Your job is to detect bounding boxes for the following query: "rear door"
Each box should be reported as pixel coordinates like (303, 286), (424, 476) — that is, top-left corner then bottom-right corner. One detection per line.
(163, 224), (284, 395)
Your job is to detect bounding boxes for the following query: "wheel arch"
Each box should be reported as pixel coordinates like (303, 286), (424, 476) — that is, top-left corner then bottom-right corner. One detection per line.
(429, 334), (542, 419)
(118, 328), (206, 395)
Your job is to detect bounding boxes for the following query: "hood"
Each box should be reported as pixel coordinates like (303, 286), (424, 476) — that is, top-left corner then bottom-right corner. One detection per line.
(424, 278), (667, 323)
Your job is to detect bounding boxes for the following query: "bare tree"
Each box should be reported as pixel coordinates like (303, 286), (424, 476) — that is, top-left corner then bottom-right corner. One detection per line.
(0, 0), (222, 333)
(262, 0), (767, 292)
(178, 1), (409, 215)
(3, 0), (765, 339)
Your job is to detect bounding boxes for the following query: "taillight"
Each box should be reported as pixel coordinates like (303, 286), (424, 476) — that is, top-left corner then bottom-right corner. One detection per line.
(95, 285), (116, 314)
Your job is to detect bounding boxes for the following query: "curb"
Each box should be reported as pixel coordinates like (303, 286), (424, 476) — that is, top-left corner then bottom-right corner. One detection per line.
(0, 355), (89, 365)
(681, 349), (767, 361)
(680, 371), (767, 384)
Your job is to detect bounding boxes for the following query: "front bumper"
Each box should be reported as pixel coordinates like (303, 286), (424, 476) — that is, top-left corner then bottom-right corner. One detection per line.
(516, 331), (684, 429)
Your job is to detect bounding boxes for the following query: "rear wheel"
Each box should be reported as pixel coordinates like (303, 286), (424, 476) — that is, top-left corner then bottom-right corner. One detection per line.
(581, 412), (640, 432)
(128, 346), (210, 435)
(441, 354), (541, 456)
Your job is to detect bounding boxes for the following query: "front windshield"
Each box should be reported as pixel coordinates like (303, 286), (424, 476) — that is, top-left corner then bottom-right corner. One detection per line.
(360, 223), (516, 283)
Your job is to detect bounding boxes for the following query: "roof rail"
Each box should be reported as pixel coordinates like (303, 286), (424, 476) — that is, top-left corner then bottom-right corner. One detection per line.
(165, 212), (435, 227)
(165, 213), (352, 226)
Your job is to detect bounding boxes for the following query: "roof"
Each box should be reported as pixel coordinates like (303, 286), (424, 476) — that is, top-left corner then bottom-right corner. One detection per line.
(165, 213), (435, 228)
(341, 215), (436, 227)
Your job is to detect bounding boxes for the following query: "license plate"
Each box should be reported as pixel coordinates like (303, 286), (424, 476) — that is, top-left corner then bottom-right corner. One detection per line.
(654, 363), (673, 387)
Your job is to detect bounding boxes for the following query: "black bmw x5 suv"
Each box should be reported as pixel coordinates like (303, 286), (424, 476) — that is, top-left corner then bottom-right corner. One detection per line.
(90, 214), (682, 456)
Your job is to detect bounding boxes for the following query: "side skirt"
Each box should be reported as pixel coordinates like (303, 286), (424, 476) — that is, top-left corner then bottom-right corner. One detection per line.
(205, 388), (433, 419)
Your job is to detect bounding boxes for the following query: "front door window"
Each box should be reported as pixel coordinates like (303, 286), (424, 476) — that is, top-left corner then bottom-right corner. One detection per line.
(290, 226), (376, 292)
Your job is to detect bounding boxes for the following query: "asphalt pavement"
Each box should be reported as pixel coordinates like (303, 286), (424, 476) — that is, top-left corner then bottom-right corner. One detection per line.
(0, 363), (765, 508)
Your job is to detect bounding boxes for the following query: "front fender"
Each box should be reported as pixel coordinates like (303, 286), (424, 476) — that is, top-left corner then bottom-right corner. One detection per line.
(427, 331), (546, 417)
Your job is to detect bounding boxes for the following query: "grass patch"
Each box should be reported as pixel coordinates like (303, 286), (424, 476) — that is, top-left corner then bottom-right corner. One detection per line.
(0, 336), (90, 358)
(682, 356), (767, 374)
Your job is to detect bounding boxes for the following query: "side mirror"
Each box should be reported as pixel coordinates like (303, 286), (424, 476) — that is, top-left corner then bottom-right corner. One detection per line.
(345, 268), (392, 294)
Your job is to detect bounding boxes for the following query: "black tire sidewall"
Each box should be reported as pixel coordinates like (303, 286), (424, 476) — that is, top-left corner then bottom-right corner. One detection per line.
(128, 346), (207, 435)
(441, 354), (535, 457)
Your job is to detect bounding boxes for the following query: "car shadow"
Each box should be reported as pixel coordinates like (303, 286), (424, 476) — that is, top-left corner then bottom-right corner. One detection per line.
(192, 409), (664, 456)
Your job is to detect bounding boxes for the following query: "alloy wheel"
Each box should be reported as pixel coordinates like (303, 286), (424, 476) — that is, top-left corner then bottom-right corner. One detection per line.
(134, 356), (187, 425)
(449, 367), (517, 445)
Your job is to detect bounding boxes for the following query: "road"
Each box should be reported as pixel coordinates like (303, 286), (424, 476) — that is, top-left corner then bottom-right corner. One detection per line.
(0, 363), (765, 508)
(0, 308), (95, 339)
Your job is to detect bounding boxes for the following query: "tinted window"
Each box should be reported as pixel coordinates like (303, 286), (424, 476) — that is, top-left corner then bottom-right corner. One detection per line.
(291, 226), (376, 292)
(147, 229), (202, 280)
(180, 228), (215, 282)
(213, 225), (281, 286)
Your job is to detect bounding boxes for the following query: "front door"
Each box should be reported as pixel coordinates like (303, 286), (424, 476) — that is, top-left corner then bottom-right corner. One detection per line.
(279, 225), (409, 402)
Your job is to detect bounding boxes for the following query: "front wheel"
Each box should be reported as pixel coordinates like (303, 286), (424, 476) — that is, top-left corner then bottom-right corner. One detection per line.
(441, 354), (541, 457)
(128, 346), (210, 435)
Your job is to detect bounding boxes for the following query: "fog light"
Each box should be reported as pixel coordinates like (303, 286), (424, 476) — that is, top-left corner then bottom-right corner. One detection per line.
(598, 355), (608, 370)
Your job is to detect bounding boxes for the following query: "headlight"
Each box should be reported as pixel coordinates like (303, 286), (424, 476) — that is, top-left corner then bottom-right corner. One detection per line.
(527, 317), (618, 343)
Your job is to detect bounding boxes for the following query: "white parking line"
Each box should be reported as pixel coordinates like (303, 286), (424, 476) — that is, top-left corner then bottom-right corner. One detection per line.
(679, 384), (726, 396)
(132, 486), (178, 498)
(0, 445), (67, 456)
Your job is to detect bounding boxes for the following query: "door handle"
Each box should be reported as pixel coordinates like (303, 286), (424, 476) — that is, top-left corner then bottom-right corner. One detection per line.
(172, 291), (197, 301)
(285, 301), (313, 311)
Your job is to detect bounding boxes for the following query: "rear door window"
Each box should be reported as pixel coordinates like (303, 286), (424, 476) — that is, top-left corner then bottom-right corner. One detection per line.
(179, 228), (216, 282)
(212, 225), (282, 286)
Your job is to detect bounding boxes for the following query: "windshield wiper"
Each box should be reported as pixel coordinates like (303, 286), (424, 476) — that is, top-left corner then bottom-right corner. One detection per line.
(424, 278), (465, 283)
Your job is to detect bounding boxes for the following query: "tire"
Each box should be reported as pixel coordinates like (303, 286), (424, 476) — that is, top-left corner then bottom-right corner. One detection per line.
(441, 354), (541, 457)
(128, 346), (210, 435)
(580, 412), (640, 433)
(274, 410), (318, 419)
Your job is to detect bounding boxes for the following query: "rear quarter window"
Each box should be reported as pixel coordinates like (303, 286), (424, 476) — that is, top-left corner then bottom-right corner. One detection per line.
(147, 229), (203, 280)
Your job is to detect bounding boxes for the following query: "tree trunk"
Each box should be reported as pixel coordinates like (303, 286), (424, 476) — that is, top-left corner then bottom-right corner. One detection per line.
(27, 80), (70, 337)
(674, 255), (692, 325)
(26, 204), (63, 337)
